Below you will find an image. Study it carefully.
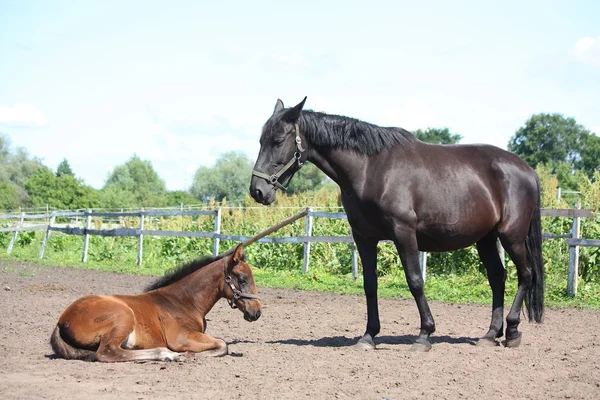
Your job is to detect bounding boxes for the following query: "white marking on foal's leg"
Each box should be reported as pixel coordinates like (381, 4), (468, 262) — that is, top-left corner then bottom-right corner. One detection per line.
(121, 330), (137, 349)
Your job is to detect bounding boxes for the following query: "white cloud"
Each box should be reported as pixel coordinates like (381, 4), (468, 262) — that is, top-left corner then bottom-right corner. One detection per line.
(0, 103), (47, 127)
(572, 36), (600, 66)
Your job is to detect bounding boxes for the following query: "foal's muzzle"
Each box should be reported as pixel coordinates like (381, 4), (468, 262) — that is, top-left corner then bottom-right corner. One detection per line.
(244, 308), (261, 322)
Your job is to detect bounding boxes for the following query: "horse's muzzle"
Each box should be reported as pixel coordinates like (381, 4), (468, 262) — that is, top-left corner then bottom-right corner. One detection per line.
(244, 308), (261, 322)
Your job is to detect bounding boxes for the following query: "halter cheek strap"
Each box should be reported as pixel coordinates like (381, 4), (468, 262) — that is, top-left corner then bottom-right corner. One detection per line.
(223, 260), (261, 309)
(252, 123), (305, 192)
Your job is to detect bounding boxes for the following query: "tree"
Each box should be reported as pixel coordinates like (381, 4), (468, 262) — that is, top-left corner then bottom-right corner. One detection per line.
(165, 190), (198, 207)
(56, 158), (74, 177)
(0, 133), (45, 207)
(0, 181), (19, 210)
(508, 113), (599, 178)
(24, 167), (98, 210)
(190, 152), (253, 204)
(414, 127), (462, 144)
(103, 155), (167, 207)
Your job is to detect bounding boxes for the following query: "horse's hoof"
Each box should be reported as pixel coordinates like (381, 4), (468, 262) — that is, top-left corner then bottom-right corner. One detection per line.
(504, 333), (522, 348)
(354, 335), (376, 350)
(476, 337), (499, 347)
(409, 341), (432, 352)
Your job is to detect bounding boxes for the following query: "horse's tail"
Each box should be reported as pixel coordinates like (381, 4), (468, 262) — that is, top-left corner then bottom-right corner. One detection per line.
(50, 325), (96, 361)
(525, 176), (545, 323)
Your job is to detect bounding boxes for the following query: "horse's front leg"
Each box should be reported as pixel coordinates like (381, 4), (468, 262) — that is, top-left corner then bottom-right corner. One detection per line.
(169, 331), (228, 357)
(353, 232), (380, 350)
(393, 227), (436, 352)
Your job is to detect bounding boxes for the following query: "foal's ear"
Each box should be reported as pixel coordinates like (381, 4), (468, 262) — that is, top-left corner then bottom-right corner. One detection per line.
(227, 244), (245, 271)
(283, 96), (307, 122)
(273, 99), (284, 114)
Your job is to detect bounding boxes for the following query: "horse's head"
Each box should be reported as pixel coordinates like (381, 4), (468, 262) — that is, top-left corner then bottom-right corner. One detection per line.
(224, 245), (262, 322)
(250, 97), (308, 205)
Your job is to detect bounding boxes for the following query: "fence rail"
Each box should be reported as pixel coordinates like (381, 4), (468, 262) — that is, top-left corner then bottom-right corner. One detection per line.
(1, 205), (597, 295)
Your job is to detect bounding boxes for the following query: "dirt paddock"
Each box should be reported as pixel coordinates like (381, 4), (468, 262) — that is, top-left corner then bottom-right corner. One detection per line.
(1, 260), (599, 399)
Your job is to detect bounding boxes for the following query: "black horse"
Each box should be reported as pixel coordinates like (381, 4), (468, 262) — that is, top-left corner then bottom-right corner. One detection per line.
(250, 97), (544, 352)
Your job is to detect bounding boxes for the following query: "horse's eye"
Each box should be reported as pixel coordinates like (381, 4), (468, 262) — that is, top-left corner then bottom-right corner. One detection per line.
(273, 138), (285, 146)
(238, 276), (248, 285)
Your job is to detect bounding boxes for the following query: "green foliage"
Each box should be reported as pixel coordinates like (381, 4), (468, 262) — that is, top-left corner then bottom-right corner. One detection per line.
(165, 190), (198, 207)
(0, 133), (46, 208)
(24, 167), (99, 210)
(508, 113), (599, 179)
(414, 127), (463, 144)
(190, 151), (253, 204)
(56, 158), (74, 177)
(0, 180), (19, 210)
(103, 154), (167, 207)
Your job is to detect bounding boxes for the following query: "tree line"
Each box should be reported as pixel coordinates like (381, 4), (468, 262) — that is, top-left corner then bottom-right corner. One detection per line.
(0, 113), (598, 211)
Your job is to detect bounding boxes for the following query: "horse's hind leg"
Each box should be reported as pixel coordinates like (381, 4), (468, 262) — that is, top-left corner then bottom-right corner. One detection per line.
(499, 238), (531, 348)
(94, 308), (184, 362)
(476, 234), (506, 346)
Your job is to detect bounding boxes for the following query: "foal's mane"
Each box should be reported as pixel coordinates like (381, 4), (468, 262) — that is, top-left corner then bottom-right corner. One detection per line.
(144, 252), (245, 292)
(292, 110), (417, 155)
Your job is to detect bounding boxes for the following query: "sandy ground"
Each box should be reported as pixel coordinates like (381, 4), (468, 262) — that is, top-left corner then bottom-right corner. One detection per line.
(1, 260), (599, 399)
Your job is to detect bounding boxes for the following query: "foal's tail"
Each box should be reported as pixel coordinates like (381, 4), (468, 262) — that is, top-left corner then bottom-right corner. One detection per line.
(50, 325), (96, 361)
(525, 177), (545, 323)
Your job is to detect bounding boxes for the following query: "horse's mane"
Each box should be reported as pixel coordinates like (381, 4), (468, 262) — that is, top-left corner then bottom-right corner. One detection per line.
(144, 252), (245, 292)
(296, 110), (417, 155)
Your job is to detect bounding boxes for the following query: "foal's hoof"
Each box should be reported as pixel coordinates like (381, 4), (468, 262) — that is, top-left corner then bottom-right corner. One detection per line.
(409, 340), (432, 352)
(504, 333), (522, 348)
(476, 337), (499, 347)
(354, 335), (376, 350)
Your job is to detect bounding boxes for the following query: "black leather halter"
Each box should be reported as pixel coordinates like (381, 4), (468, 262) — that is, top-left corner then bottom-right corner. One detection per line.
(251, 123), (305, 191)
(223, 259), (260, 309)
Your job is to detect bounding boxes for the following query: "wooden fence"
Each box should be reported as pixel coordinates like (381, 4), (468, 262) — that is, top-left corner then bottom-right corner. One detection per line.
(1, 205), (598, 295)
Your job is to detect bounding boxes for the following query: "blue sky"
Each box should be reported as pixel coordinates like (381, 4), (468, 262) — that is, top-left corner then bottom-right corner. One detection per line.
(1, 0), (599, 190)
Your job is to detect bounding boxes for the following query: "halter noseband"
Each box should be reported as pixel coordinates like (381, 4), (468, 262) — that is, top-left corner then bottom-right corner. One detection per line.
(252, 123), (305, 191)
(223, 258), (260, 309)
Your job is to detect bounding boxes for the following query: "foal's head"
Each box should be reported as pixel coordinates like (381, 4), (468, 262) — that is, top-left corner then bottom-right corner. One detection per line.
(224, 245), (262, 322)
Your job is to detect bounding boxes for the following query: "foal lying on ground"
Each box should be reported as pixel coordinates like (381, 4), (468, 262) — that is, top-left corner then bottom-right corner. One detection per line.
(50, 245), (261, 362)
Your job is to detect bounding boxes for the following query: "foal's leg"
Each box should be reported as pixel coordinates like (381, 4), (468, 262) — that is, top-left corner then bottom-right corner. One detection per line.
(94, 309), (184, 362)
(476, 234), (506, 346)
(353, 233), (380, 350)
(169, 331), (228, 357)
(499, 239), (532, 348)
(393, 228), (435, 352)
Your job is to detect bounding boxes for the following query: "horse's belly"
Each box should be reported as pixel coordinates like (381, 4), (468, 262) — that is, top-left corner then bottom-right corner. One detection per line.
(417, 224), (491, 252)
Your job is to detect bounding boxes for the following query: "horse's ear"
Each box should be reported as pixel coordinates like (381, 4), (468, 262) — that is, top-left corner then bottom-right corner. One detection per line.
(273, 99), (284, 114)
(283, 96), (307, 122)
(227, 244), (245, 271)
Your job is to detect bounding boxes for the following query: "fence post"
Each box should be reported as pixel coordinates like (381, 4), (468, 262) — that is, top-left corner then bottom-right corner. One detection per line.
(351, 244), (358, 280)
(213, 207), (221, 256)
(567, 200), (581, 296)
(39, 213), (56, 259)
(7, 213), (24, 255)
(418, 251), (428, 282)
(302, 207), (313, 274)
(81, 210), (92, 262)
(137, 209), (145, 266)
